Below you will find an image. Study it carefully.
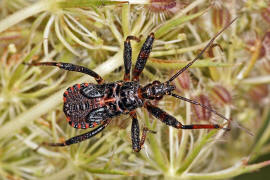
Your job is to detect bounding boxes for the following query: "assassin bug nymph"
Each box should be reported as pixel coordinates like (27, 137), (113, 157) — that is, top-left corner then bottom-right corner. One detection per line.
(25, 18), (236, 152)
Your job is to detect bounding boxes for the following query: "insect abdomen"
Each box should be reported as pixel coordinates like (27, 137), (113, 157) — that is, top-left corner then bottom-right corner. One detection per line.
(63, 83), (104, 129)
(63, 82), (123, 129)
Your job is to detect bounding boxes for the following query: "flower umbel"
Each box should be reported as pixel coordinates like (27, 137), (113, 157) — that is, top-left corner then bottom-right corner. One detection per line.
(0, 0), (270, 179)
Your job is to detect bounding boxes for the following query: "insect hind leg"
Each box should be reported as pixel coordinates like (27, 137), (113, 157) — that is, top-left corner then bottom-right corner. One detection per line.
(24, 62), (104, 84)
(42, 119), (111, 147)
(144, 102), (228, 131)
(130, 111), (156, 152)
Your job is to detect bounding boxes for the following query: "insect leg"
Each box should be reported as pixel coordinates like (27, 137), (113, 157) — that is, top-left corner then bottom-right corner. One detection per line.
(43, 120), (110, 147)
(144, 102), (229, 130)
(132, 33), (155, 81)
(130, 111), (156, 152)
(24, 62), (104, 84)
(123, 35), (141, 81)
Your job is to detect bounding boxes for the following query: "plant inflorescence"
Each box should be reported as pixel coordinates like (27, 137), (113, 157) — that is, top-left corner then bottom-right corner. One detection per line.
(0, 0), (270, 179)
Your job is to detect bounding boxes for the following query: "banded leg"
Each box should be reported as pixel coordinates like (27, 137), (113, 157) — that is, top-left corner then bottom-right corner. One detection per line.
(123, 35), (141, 81)
(144, 102), (228, 130)
(130, 111), (156, 152)
(132, 33), (155, 81)
(24, 62), (104, 84)
(43, 120), (111, 147)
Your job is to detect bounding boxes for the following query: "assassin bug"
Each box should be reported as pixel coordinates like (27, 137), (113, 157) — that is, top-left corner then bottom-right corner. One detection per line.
(25, 18), (236, 152)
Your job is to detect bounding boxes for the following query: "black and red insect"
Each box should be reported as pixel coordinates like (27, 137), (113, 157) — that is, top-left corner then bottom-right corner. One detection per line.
(25, 18), (236, 152)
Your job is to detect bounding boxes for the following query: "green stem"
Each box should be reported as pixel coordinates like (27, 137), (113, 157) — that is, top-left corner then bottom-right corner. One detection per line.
(241, 75), (270, 84)
(41, 163), (74, 180)
(173, 0), (206, 19)
(148, 58), (231, 70)
(176, 130), (217, 174)
(144, 109), (168, 172)
(226, 21), (236, 84)
(182, 160), (270, 179)
(150, 42), (207, 57)
(80, 166), (132, 175)
(57, 0), (128, 8)
(0, 0), (49, 33)
(131, 12), (146, 35)
(250, 111), (270, 162)
(105, 8), (122, 44)
(169, 126), (175, 175)
(122, 4), (130, 38)
(126, 0), (149, 4)
(177, 92), (191, 165)
(155, 8), (208, 38)
(237, 40), (261, 80)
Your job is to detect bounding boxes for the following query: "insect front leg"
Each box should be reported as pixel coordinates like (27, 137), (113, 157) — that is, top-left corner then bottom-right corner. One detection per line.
(132, 33), (155, 81)
(123, 35), (141, 81)
(144, 102), (229, 130)
(24, 62), (104, 84)
(130, 111), (156, 152)
(42, 119), (111, 147)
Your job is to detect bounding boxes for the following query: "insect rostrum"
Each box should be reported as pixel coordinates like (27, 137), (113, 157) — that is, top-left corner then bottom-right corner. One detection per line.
(25, 18), (236, 152)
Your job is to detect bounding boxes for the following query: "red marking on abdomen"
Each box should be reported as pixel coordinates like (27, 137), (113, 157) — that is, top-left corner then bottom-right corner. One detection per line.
(71, 122), (75, 127)
(93, 122), (97, 127)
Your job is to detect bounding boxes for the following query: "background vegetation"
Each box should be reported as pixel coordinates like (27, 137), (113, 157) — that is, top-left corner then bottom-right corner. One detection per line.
(0, 0), (270, 179)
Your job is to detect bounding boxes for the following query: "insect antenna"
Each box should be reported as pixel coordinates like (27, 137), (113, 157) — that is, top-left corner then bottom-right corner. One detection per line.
(169, 93), (254, 136)
(170, 93), (230, 121)
(166, 17), (238, 84)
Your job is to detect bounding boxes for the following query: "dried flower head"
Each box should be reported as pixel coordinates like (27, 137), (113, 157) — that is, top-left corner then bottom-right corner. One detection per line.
(146, 0), (186, 22)
(248, 84), (268, 103)
(262, 59), (270, 73)
(211, 85), (232, 105)
(148, 0), (177, 13)
(261, 4), (270, 24)
(192, 94), (212, 122)
(261, 31), (270, 60)
(212, 6), (231, 30)
(176, 71), (191, 91)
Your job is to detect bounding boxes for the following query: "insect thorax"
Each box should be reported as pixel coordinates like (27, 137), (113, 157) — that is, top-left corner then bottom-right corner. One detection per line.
(118, 81), (144, 111)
